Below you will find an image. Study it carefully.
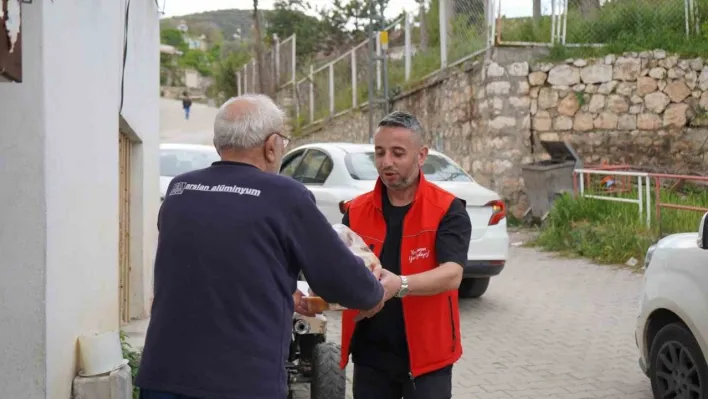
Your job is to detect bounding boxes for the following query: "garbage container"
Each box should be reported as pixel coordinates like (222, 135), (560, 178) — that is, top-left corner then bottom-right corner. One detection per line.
(521, 141), (582, 218)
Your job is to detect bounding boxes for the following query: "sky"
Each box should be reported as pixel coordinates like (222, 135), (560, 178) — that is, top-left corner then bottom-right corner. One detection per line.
(159, 0), (535, 20)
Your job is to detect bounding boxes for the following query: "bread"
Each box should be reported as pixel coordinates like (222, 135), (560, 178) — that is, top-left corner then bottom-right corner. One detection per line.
(304, 224), (383, 312)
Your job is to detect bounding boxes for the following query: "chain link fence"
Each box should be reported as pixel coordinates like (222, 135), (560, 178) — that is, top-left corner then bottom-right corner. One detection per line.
(497, 0), (704, 47)
(444, 0), (489, 65)
(236, 34), (296, 96)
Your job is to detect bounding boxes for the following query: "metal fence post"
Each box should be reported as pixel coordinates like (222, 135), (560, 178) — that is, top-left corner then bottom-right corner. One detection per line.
(309, 65), (314, 122)
(645, 176), (652, 227)
(244, 63), (249, 93)
(376, 34), (382, 91)
(351, 50), (358, 108)
(274, 34), (280, 86)
(251, 59), (256, 92)
(638, 175), (644, 220)
(329, 62), (335, 116)
(404, 12), (411, 81)
(292, 35), (297, 84)
(236, 71), (242, 96)
(439, 0), (448, 68)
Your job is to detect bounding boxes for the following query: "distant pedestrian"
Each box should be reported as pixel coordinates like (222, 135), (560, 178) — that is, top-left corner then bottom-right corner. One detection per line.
(182, 92), (192, 120)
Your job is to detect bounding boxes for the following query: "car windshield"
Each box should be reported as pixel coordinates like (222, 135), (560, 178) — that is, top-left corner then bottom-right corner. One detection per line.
(160, 148), (220, 177)
(345, 152), (472, 182)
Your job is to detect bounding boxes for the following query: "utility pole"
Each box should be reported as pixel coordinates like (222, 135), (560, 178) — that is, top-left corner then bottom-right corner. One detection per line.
(366, 0), (390, 142)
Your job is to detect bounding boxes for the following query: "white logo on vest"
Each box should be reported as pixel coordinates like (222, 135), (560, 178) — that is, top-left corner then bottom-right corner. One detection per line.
(408, 247), (430, 263)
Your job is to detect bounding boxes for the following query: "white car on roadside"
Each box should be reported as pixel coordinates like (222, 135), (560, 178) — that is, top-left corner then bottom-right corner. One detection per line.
(160, 143), (220, 200)
(279, 142), (509, 298)
(636, 212), (708, 398)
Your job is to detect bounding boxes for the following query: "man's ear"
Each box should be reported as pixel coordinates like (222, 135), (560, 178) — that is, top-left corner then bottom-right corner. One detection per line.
(264, 135), (277, 163)
(418, 146), (429, 166)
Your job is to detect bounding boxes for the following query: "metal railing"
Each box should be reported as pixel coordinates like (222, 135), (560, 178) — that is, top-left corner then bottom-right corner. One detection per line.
(574, 168), (651, 227)
(651, 173), (708, 234)
(573, 168), (708, 233)
(235, 0), (499, 127)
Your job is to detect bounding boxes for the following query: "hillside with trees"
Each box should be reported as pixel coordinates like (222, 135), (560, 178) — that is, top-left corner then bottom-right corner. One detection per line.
(159, 0), (399, 103)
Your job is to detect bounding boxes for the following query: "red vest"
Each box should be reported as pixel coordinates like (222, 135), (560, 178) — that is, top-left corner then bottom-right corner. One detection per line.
(339, 174), (463, 377)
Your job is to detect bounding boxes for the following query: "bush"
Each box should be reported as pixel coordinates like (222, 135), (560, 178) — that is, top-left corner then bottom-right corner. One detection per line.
(533, 188), (708, 266)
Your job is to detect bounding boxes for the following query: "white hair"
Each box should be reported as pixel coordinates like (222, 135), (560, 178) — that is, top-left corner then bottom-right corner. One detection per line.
(213, 94), (286, 151)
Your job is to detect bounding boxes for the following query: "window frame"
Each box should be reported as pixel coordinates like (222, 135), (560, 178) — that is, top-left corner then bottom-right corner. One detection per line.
(279, 149), (308, 178)
(291, 149), (334, 186)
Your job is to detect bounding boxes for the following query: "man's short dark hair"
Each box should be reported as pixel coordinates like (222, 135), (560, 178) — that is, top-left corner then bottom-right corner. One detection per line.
(377, 111), (425, 141)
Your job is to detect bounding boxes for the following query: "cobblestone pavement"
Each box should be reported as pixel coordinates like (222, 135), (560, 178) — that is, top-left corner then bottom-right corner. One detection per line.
(293, 231), (653, 399)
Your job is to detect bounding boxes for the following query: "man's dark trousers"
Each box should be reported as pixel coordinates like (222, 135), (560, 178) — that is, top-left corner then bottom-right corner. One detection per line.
(353, 364), (453, 399)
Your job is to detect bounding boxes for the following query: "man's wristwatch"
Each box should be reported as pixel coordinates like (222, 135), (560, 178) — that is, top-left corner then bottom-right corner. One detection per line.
(396, 275), (409, 298)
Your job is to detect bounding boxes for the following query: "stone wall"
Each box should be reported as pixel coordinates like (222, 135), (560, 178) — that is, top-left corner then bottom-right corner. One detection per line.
(287, 47), (708, 214)
(529, 50), (708, 173)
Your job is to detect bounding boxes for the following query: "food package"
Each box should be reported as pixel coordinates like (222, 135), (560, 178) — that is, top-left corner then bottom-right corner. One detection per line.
(302, 224), (383, 312)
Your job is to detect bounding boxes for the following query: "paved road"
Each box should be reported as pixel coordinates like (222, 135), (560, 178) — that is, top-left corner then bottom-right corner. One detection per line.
(293, 231), (653, 399)
(160, 98), (217, 145)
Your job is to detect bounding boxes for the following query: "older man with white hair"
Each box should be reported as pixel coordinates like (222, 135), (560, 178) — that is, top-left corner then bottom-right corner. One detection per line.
(135, 94), (400, 399)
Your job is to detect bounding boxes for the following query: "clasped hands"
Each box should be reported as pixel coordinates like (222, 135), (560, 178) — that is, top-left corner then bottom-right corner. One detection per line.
(293, 265), (403, 320)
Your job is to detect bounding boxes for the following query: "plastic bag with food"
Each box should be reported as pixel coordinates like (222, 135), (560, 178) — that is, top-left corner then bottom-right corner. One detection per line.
(302, 224), (383, 312)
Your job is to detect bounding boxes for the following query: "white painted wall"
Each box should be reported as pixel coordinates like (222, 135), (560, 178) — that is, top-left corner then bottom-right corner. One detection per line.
(0, 3), (46, 398)
(0, 1), (159, 398)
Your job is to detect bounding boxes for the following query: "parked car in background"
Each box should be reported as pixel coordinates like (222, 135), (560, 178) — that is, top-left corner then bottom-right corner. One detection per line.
(636, 212), (708, 398)
(279, 142), (509, 298)
(159, 143), (219, 200)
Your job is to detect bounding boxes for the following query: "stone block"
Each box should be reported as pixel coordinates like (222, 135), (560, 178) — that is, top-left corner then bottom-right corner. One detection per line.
(537, 87), (558, 109)
(637, 77), (658, 96)
(73, 365), (132, 399)
(508, 62), (529, 76)
(663, 80), (691, 103)
(613, 57), (641, 81)
(663, 103), (689, 128)
(644, 91), (671, 113)
(580, 64), (613, 84)
(528, 71), (547, 86)
(548, 65), (581, 86)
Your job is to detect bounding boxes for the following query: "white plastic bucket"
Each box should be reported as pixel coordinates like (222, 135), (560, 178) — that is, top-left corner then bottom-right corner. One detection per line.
(77, 331), (127, 377)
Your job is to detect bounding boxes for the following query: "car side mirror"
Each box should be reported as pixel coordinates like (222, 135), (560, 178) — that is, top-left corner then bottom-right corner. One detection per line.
(698, 212), (708, 249)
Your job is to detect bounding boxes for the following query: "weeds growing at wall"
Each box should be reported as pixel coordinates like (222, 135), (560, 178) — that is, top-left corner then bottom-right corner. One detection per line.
(120, 331), (142, 399)
(532, 189), (708, 267)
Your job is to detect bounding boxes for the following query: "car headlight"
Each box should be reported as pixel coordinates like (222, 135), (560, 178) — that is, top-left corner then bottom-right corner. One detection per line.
(643, 244), (656, 270)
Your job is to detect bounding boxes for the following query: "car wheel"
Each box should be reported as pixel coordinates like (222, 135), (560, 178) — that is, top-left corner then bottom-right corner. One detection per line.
(649, 323), (708, 399)
(458, 278), (490, 299)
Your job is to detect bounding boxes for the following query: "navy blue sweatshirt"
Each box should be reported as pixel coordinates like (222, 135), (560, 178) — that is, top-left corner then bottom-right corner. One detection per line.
(135, 161), (384, 399)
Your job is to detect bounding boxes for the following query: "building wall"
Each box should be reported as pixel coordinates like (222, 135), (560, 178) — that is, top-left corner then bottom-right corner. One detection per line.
(119, 0), (161, 321)
(0, 1), (159, 398)
(0, 2), (47, 398)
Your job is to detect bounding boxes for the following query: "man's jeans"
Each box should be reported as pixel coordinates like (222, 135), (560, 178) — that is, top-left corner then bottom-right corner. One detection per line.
(140, 389), (201, 399)
(184, 107), (191, 120)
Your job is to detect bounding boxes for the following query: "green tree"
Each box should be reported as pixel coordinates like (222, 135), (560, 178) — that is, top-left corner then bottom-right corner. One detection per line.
(210, 48), (252, 104)
(266, 0), (325, 59)
(161, 28), (188, 52)
(179, 49), (212, 76)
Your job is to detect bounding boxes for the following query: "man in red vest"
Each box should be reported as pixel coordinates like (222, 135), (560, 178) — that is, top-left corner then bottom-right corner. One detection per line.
(340, 111), (472, 398)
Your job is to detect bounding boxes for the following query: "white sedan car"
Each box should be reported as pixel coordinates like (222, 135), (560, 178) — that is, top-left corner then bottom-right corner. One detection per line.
(160, 143), (220, 200)
(280, 142), (509, 298)
(636, 212), (708, 398)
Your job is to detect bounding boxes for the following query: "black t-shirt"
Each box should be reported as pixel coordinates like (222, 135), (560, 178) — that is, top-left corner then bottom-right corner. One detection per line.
(342, 186), (471, 380)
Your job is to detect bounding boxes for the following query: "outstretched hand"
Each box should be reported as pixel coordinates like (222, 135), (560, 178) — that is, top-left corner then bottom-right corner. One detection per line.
(293, 289), (317, 317)
(354, 269), (403, 322)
